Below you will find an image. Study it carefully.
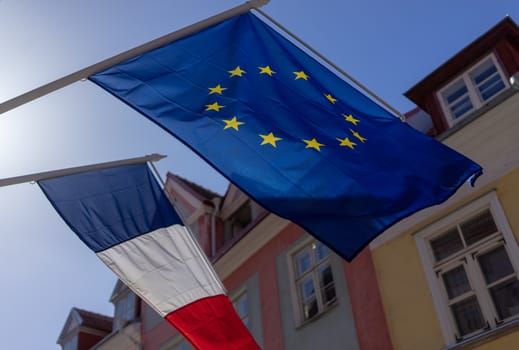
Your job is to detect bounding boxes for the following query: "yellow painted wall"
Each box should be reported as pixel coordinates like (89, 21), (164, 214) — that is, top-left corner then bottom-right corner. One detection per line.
(372, 232), (444, 350)
(496, 169), (519, 242)
(473, 330), (519, 350)
(372, 168), (519, 350)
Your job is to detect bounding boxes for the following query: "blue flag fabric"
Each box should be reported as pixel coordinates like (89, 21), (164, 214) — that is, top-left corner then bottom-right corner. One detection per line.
(90, 13), (482, 261)
(38, 163), (182, 252)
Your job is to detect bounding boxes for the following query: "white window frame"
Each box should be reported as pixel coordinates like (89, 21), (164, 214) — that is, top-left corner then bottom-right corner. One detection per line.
(437, 53), (509, 126)
(231, 287), (251, 330)
(415, 192), (519, 344)
(287, 236), (337, 326)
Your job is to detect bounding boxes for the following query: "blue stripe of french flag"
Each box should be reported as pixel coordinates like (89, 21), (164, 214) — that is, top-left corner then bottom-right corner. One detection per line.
(38, 163), (259, 350)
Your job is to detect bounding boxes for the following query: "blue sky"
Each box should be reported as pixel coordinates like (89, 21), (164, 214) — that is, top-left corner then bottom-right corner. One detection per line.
(1, 0), (518, 349)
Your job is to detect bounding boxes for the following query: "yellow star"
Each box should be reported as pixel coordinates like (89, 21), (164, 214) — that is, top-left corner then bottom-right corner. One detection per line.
(324, 93), (337, 104)
(293, 71), (309, 80)
(303, 138), (325, 151)
(259, 132), (282, 147)
(223, 117), (244, 131)
(205, 102), (225, 112)
(350, 129), (367, 143)
(342, 114), (360, 125)
(208, 84), (227, 95)
(336, 137), (357, 149)
(228, 66), (246, 77)
(258, 66), (276, 76)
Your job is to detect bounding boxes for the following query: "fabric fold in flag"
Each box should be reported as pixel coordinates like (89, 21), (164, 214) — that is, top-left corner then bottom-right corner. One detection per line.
(38, 163), (259, 350)
(90, 12), (482, 261)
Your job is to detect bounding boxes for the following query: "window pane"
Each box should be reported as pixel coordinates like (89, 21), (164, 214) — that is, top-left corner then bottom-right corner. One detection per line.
(318, 265), (336, 306)
(295, 249), (312, 276)
(242, 316), (251, 330)
(442, 265), (471, 300)
(239, 296), (249, 317)
(315, 241), (329, 261)
(444, 80), (468, 104)
(318, 265), (334, 287)
(451, 96), (473, 119)
(470, 59), (506, 101)
(302, 297), (318, 320)
(460, 209), (498, 246)
(233, 293), (249, 318)
(472, 63), (497, 84)
(299, 277), (315, 300)
(299, 277), (318, 320)
(479, 74), (505, 101)
(451, 296), (486, 336)
(224, 201), (252, 242)
(430, 228), (463, 261)
(441, 80), (474, 119)
(477, 73), (500, 90)
(478, 246), (514, 284)
(489, 278), (519, 320)
(480, 79), (505, 101)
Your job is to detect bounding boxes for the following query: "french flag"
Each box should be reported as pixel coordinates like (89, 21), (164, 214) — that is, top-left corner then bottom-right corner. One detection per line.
(38, 163), (259, 350)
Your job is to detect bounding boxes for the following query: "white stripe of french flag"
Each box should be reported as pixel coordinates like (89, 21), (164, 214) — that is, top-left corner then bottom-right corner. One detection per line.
(38, 163), (259, 350)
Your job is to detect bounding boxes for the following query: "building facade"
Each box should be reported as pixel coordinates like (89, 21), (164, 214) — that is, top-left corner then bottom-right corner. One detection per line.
(371, 17), (519, 350)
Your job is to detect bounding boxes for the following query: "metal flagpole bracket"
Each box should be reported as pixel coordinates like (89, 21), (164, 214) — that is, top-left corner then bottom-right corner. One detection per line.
(0, 153), (166, 188)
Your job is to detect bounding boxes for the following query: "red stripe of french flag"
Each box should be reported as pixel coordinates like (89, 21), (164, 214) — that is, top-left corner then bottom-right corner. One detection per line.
(167, 295), (259, 349)
(97, 224), (260, 350)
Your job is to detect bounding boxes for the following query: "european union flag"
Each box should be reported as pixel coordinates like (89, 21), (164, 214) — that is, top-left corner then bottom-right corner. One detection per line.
(90, 12), (482, 261)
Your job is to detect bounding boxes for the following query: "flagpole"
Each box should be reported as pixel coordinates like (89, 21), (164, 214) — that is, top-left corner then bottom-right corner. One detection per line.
(255, 8), (406, 121)
(148, 160), (166, 187)
(0, 153), (166, 187)
(0, 0), (270, 116)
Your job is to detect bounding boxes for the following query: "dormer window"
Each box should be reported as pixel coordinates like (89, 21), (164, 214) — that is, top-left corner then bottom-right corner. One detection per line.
(113, 290), (136, 330)
(223, 200), (252, 243)
(438, 53), (508, 125)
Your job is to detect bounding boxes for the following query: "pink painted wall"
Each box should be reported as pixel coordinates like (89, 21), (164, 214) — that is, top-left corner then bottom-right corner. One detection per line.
(343, 248), (393, 350)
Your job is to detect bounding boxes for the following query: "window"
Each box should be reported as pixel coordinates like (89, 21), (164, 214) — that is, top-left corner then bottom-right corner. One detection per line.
(290, 239), (337, 323)
(113, 291), (136, 330)
(416, 193), (519, 344)
(438, 54), (508, 124)
(233, 290), (250, 329)
(223, 200), (252, 242)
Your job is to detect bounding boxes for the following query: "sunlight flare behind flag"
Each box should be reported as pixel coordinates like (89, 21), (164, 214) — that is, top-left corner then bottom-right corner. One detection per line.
(38, 163), (259, 350)
(90, 12), (482, 261)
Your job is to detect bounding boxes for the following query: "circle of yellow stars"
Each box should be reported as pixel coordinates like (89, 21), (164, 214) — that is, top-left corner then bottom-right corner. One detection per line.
(203, 64), (368, 153)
